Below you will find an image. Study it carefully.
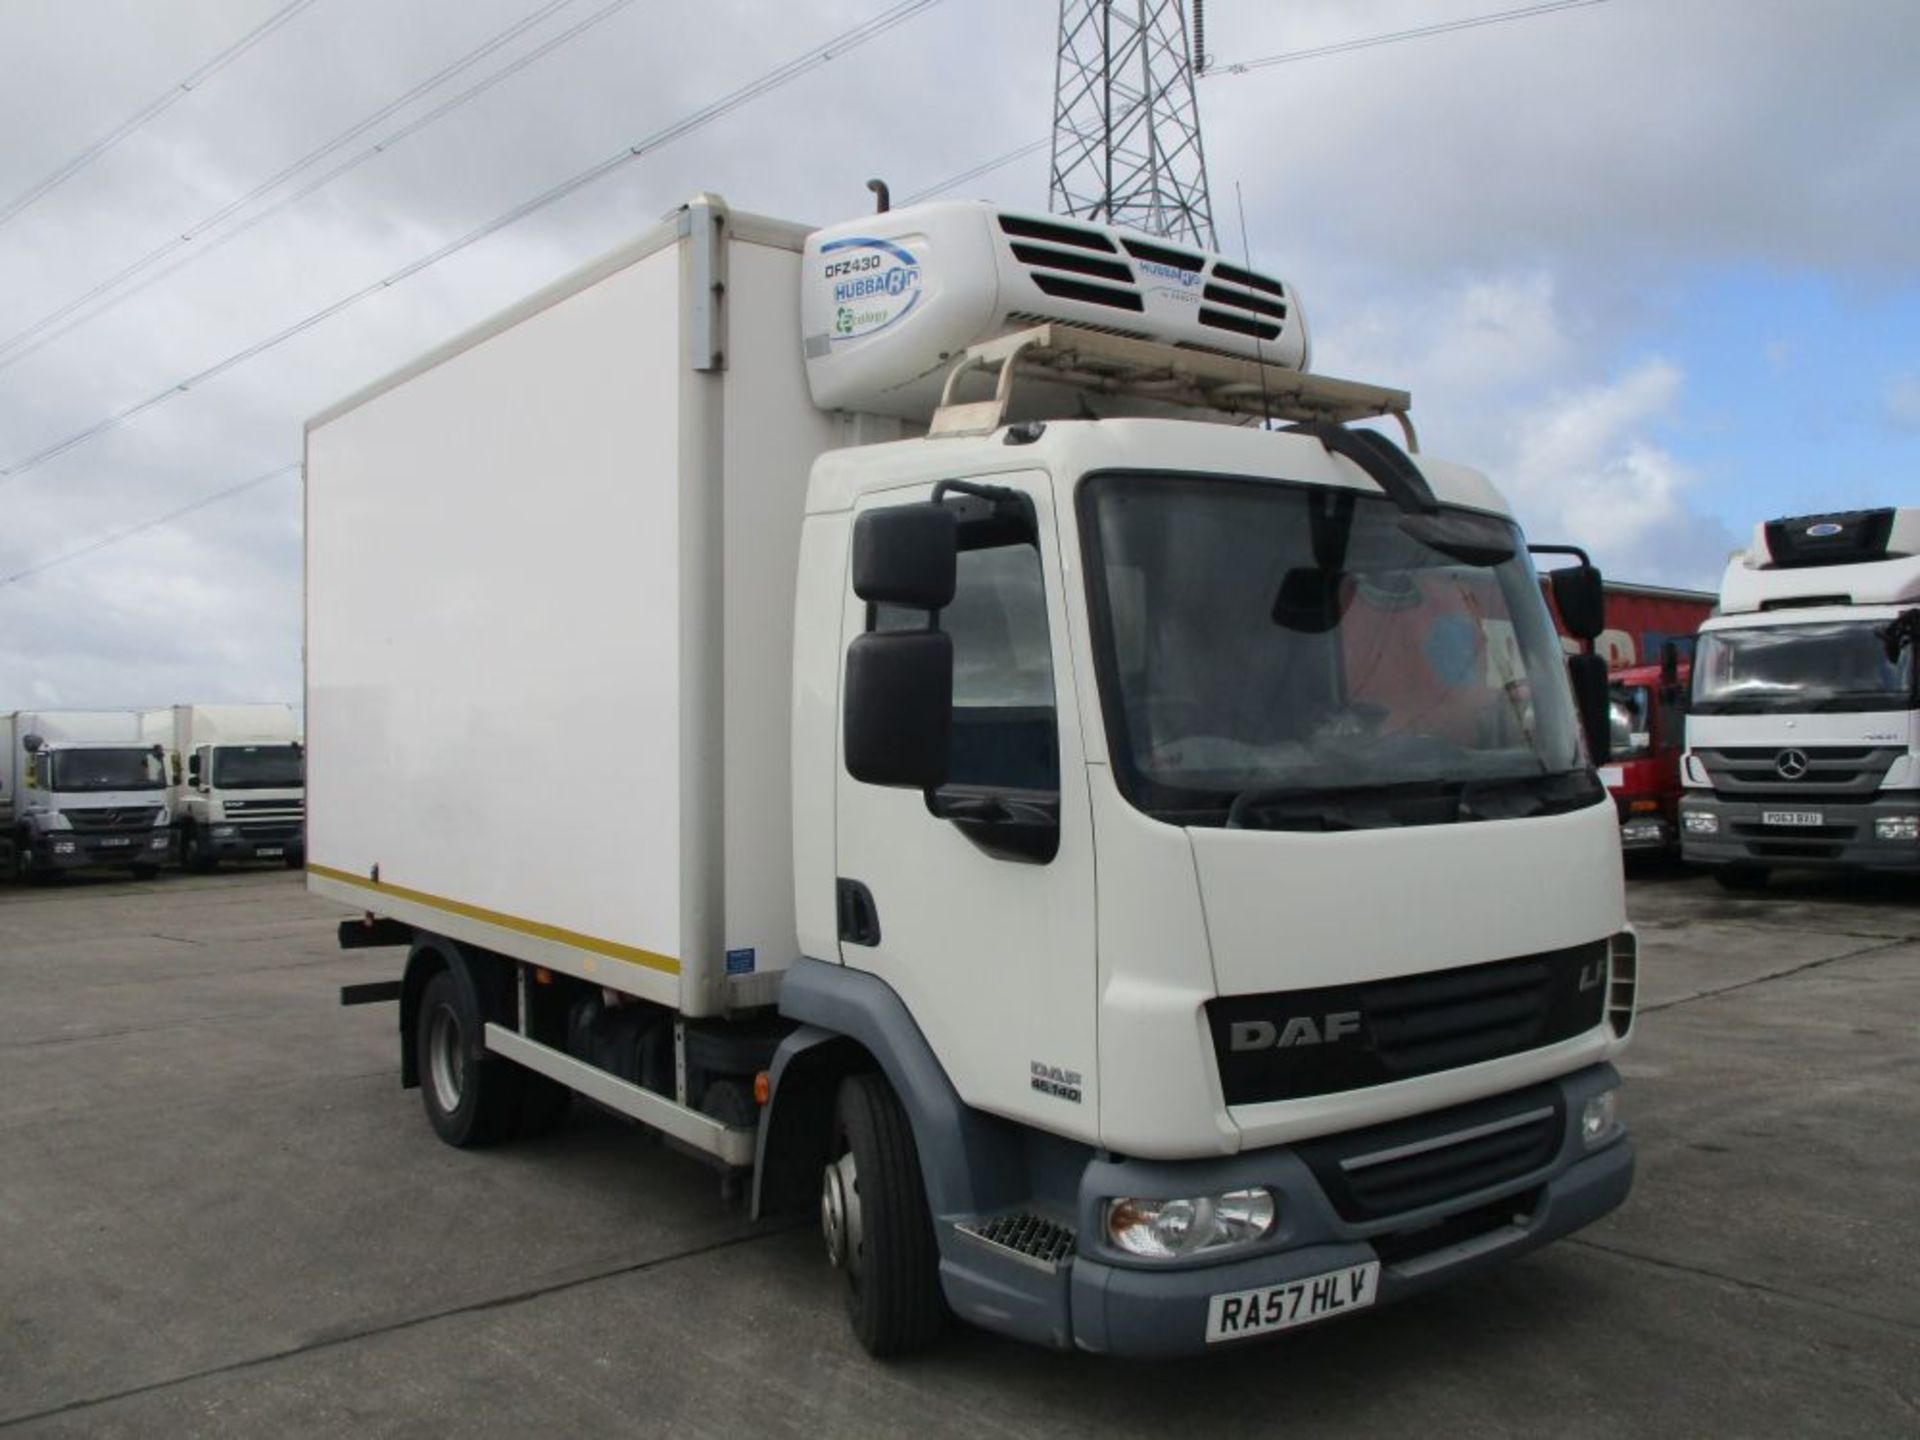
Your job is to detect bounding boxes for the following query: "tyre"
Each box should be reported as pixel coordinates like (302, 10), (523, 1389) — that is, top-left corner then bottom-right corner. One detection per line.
(415, 968), (521, 1147)
(183, 827), (216, 874)
(823, 1072), (944, 1357)
(1714, 866), (1769, 892)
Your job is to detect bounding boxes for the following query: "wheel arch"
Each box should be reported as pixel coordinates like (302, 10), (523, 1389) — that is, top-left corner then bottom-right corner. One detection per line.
(398, 933), (514, 1090)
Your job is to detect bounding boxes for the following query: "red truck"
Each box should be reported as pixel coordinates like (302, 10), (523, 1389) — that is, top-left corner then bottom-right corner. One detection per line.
(1547, 580), (1715, 854)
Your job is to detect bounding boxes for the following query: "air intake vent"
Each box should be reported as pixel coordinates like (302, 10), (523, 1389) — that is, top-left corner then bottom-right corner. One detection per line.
(1033, 273), (1145, 313)
(1122, 238), (1206, 270)
(1203, 283), (1288, 322)
(956, 1213), (1077, 1271)
(1759, 595), (1849, 610)
(1211, 261), (1287, 297)
(1004, 310), (1151, 341)
(1607, 931), (1636, 1039)
(1199, 307), (1281, 341)
(1008, 243), (1135, 285)
(997, 213), (1117, 253)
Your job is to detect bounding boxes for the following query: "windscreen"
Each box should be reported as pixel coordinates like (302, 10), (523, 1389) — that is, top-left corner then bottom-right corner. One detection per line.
(211, 744), (304, 789)
(47, 748), (165, 792)
(1692, 622), (1916, 715)
(1079, 473), (1597, 829)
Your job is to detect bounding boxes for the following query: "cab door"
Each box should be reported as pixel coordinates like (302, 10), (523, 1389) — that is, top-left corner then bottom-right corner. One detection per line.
(833, 472), (1099, 1137)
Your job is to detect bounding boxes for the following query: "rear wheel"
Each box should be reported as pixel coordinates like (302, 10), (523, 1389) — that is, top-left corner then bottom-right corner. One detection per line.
(823, 1073), (943, 1357)
(1714, 866), (1769, 892)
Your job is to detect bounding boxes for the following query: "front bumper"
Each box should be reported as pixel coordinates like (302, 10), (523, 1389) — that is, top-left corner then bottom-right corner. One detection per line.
(30, 829), (173, 870)
(1679, 794), (1920, 873)
(937, 1064), (1631, 1357)
(204, 827), (304, 862)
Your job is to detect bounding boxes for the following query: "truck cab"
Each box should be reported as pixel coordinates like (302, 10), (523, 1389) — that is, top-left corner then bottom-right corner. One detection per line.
(6, 711), (173, 880)
(1602, 654), (1690, 853)
(145, 704), (306, 871)
(1681, 508), (1920, 885)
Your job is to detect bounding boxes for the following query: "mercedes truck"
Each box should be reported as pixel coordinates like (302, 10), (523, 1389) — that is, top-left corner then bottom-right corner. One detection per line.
(142, 703), (306, 870)
(1681, 507), (1919, 886)
(310, 195), (1638, 1356)
(4, 709), (172, 881)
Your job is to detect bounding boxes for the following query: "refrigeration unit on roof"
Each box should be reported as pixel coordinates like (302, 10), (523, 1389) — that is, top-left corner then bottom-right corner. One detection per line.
(1720, 507), (1920, 613)
(801, 201), (1310, 420)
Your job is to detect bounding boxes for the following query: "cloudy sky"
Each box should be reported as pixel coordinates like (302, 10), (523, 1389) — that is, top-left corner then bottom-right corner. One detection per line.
(1, 0), (1915, 709)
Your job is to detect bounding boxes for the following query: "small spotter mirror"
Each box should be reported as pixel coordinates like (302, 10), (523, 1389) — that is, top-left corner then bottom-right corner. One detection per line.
(852, 503), (958, 610)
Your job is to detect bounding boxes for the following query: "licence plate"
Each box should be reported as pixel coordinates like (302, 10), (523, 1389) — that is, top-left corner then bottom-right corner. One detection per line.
(1206, 1261), (1379, 1343)
(256, 846), (283, 858)
(98, 837), (132, 848)
(1761, 810), (1823, 827)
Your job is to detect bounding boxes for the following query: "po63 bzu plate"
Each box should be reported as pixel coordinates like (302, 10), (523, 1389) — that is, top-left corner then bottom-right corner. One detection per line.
(1206, 1260), (1379, 1342)
(1761, 810), (1823, 827)
(256, 846), (284, 858)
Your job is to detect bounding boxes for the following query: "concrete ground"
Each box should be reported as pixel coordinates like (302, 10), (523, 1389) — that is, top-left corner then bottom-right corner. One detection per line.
(1, 865), (1915, 1437)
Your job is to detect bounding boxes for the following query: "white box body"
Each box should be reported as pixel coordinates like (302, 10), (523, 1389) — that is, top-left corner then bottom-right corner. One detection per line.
(305, 204), (840, 1016)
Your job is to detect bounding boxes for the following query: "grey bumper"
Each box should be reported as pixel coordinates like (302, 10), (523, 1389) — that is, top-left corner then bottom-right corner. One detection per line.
(936, 1063), (1632, 1357)
(204, 828), (304, 861)
(1679, 793), (1920, 872)
(31, 830), (172, 869)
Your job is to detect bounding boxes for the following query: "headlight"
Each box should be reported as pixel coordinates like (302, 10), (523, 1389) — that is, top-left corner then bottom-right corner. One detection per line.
(212, 824), (239, 838)
(1581, 1090), (1620, 1147)
(1106, 1188), (1276, 1261)
(1874, 815), (1918, 841)
(148, 835), (170, 849)
(1683, 811), (1719, 835)
(52, 839), (77, 855)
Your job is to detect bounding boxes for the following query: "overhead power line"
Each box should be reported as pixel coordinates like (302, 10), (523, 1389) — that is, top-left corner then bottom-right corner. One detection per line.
(0, 0), (946, 486)
(0, 463), (298, 588)
(0, 0), (321, 231)
(906, 0), (1612, 203)
(0, 0), (639, 375)
(1210, 0), (1608, 73)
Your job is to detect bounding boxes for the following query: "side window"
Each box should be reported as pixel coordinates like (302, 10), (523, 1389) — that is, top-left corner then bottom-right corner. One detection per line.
(876, 539), (1058, 793)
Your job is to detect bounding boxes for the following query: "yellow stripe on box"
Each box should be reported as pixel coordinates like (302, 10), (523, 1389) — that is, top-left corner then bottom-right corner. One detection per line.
(308, 863), (680, 976)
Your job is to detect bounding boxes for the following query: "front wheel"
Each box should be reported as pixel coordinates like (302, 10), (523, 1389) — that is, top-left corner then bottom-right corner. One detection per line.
(183, 827), (217, 874)
(416, 969), (519, 1147)
(823, 1073), (944, 1357)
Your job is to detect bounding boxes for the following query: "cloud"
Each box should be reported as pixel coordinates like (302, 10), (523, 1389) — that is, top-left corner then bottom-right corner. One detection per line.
(1884, 372), (1920, 432)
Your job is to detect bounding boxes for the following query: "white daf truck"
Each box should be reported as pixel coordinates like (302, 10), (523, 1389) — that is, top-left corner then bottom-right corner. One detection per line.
(3, 709), (173, 880)
(142, 703), (306, 870)
(309, 194), (1637, 1357)
(1681, 507), (1920, 886)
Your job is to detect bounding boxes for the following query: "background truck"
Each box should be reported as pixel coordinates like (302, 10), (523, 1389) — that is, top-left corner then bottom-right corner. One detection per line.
(3, 709), (172, 881)
(1544, 582), (1712, 856)
(310, 194), (1639, 1357)
(141, 704), (306, 871)
(1681, 507), (1920, 886)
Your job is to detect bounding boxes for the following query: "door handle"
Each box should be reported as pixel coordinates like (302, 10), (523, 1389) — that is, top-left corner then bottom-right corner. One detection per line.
(836, 878), (882, 947)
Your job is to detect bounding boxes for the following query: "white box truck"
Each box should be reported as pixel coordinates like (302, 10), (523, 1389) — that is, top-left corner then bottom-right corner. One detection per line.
(1680, 507), (1920, 884)
(141, 704), (306, 870)
(308, 195), (1638, 1356)
(4, 709), (173, 880)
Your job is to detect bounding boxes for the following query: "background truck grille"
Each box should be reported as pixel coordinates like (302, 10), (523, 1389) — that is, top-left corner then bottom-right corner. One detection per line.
(64, 806), (162, 832)
(1207, 942), (1608, 1106)
(1696, 746), (1900, 798)
(1296, 1085), (1564, 1223)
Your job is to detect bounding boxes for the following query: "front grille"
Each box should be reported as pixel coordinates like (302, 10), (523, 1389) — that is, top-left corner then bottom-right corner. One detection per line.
(1208, 942), (1609, 1106)
(223, 798), (305, 815)
(1297, 1085), (1564, 1223)
(234, 820), (302, 842)
(65, 806), (162, 833)
(1697, 746), (1900, 797)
